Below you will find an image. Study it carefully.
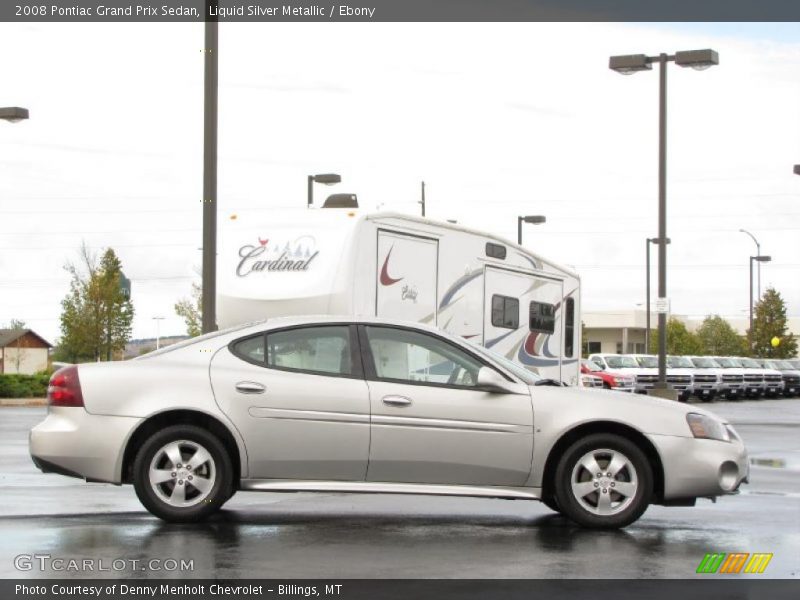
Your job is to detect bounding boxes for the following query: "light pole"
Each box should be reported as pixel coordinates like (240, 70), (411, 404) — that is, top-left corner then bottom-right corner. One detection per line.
(307, 173), (341, 208)
(644, 237), (670, 352)
(420, 181), (426, 217)
(517, 215), (546, 245)
(739, 229), (763, 300)
(794, 165), (800, 175)
(749, 255), (771, 353)
(610, 48), (718, 395)
(0, 107), (29, 123)
(201, 1), (219, 335)
(152, 317), (166, 350)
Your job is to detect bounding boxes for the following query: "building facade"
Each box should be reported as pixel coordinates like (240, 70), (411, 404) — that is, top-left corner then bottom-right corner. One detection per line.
(0, 329), (53, 375)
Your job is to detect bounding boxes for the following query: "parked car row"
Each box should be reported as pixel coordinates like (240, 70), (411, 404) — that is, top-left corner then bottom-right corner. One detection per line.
(583, 354), (800, 402)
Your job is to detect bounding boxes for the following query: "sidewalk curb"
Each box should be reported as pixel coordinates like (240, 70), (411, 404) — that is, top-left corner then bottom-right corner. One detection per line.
(0, 398), (47, 407)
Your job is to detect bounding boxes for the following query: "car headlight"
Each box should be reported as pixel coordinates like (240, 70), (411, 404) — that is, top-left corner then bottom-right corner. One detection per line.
(686, 413), (730, 442)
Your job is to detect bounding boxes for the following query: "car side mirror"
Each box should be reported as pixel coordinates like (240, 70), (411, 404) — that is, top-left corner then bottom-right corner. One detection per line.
(477, 366), (519, 394)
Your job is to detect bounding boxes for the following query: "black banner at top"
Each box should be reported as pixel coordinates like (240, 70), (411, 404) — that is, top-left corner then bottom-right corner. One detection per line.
(4, 0), (800, 22)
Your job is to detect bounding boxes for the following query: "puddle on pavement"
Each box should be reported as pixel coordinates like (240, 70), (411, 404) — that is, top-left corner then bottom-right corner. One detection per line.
(749, 458), (787, 468)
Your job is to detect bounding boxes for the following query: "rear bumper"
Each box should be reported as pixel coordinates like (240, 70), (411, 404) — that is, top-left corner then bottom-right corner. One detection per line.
(29, 407), (141, 484)
(649, 433), (749, 500)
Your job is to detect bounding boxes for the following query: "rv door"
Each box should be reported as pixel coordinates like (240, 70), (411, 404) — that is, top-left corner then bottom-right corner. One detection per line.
(375, 230), (438, 325)
(483, 266), (564, 381)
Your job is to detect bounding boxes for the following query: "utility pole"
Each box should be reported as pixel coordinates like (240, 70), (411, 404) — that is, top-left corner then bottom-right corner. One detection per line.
(420, 181), (426, 217)
(201, 1), (219, 334)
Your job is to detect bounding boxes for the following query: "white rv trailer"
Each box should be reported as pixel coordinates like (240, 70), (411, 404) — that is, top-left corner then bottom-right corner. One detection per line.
(217, 209), (581, 385)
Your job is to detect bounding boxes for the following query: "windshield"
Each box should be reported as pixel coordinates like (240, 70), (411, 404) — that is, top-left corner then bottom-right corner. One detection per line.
(634, 356), (658, 368)
(667, 356), (694, 368)
(582, 360), (601, 372)
(469, 343), (544, 385)
(768, 360), (788, 370)
(739, 358), (761, 369)
(605, 356), (639, 369)
(691, 357), (720, 368)
(716, 357), (741, 368)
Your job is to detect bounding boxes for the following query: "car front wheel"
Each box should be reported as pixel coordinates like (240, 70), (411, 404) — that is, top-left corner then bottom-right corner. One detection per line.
(133, 425), (233, 522)
(553, 433), (652, 529)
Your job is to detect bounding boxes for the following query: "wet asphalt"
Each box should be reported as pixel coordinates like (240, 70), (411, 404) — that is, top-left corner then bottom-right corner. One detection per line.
(1, 400), (798, 579)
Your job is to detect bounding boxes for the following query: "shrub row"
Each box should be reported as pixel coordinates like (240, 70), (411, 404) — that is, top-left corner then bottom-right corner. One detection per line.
(0, 372), (51, 398)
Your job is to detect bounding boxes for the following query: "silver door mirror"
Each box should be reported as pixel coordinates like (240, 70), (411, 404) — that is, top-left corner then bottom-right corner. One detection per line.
(477, 366), (518, 394)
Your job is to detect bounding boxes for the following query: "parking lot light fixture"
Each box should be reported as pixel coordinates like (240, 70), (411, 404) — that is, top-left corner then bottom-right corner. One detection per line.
(308, 173), (342, 208)
(517, 215), (547, 245)
(749, 255), (772, 352)
(610, 48), (718, 396)
(0, 107), (29, 123)
(794, 164), (800, 175)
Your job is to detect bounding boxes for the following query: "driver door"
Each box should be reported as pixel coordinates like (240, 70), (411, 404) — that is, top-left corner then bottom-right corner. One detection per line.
(360, 325), (533, 487)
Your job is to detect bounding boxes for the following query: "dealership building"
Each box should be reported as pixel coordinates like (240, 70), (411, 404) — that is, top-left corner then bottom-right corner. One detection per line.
(583, 310), (800, 356)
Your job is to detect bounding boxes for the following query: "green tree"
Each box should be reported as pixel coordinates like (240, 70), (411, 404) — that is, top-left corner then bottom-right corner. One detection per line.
(749, 287), (797, 358)
(58, 244), (135, 362)
(696, 315), (747, 356)
(3, 319), (28, 372)
(174, 282), (202, 338)
(648, 317), (703, 355)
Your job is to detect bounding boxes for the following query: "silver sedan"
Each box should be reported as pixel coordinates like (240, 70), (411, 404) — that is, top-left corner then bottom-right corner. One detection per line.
(30, 316), (748, 528)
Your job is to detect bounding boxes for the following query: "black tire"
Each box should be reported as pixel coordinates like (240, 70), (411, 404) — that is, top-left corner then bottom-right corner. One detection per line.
(133, 424), (233, 523)
(553, 433), (653, 529)
(541, 495), (561, 513)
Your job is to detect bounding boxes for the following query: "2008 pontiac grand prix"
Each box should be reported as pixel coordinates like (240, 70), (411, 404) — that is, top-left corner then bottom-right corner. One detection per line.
(30, 316), (748, 528)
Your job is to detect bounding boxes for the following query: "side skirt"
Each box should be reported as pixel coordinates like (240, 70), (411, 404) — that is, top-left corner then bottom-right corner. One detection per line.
(240, 479), (542, 500)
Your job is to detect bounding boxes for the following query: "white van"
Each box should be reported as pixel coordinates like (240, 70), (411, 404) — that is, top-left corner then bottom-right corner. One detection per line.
(216, 208), (581, 385)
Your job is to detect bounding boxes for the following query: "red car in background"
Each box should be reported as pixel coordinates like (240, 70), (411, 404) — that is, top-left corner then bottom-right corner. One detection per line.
(581, 359), (635, 392)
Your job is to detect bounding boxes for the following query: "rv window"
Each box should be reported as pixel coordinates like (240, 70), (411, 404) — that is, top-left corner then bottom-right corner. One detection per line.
(491, 295), (519, 329)
(529, 301), (555, 334)
(485, 243), (507, 260)
(564, 297), (575, 357)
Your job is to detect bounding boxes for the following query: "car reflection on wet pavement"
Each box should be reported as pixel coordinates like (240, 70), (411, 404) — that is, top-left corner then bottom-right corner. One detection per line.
(1, 401), (798, 578)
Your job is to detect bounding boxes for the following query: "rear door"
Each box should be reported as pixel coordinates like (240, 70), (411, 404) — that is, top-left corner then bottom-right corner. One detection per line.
(376, 230), (438, 324)
(210, 324), (370, 481)
(483, 266), (564, 380)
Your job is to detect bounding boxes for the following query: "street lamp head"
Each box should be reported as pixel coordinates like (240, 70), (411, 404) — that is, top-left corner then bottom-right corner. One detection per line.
(794, 164), (800, 175)
(311, 173), (341, 185)
(609, 54), (652, 75)
(675, 49), (719, 71)
(0, 107), (29, 123)
(754, 255), (771, 263)
(521, 215), (546, 224)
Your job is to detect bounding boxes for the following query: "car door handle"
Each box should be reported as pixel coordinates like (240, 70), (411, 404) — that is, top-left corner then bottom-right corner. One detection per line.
(382, 395), (412, 407)
(235, 381), (266, 394)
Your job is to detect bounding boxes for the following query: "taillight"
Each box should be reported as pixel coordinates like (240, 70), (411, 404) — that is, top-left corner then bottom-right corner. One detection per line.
(47, 366), (84, 407)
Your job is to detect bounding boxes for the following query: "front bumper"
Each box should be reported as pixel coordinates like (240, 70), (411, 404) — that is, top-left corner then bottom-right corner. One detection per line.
(649, 433), (749, 500)
(29, 407), (142, 484)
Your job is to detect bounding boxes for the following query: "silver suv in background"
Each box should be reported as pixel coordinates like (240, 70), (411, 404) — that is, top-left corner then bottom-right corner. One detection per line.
(629, 355), (693, 402)
(740, 357), (783, 398)
(756, 359), (800, 397)
(673, 356), (719, 402)
(688, 356), (741, 400)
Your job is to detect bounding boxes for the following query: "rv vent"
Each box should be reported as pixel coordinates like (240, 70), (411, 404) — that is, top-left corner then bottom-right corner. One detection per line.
(323, 193), (359, 209)
(485, 242), (506, 260)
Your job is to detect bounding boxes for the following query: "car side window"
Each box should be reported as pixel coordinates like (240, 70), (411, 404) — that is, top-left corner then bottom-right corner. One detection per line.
(266, 326), (353, 375)
(364, 326), (483, 387)
(233, 335), (266, 364)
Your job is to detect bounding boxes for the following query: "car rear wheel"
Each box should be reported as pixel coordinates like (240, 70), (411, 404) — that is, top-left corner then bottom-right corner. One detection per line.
(133, 425), (233, 522)
(553, 433), (652, 529)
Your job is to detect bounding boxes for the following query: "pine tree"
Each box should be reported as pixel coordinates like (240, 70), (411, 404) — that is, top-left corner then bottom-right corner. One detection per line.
(749, 287), (798, 358)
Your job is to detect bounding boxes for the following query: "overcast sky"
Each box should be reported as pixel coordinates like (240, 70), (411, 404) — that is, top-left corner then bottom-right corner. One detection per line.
(1, 22), (799, 343)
